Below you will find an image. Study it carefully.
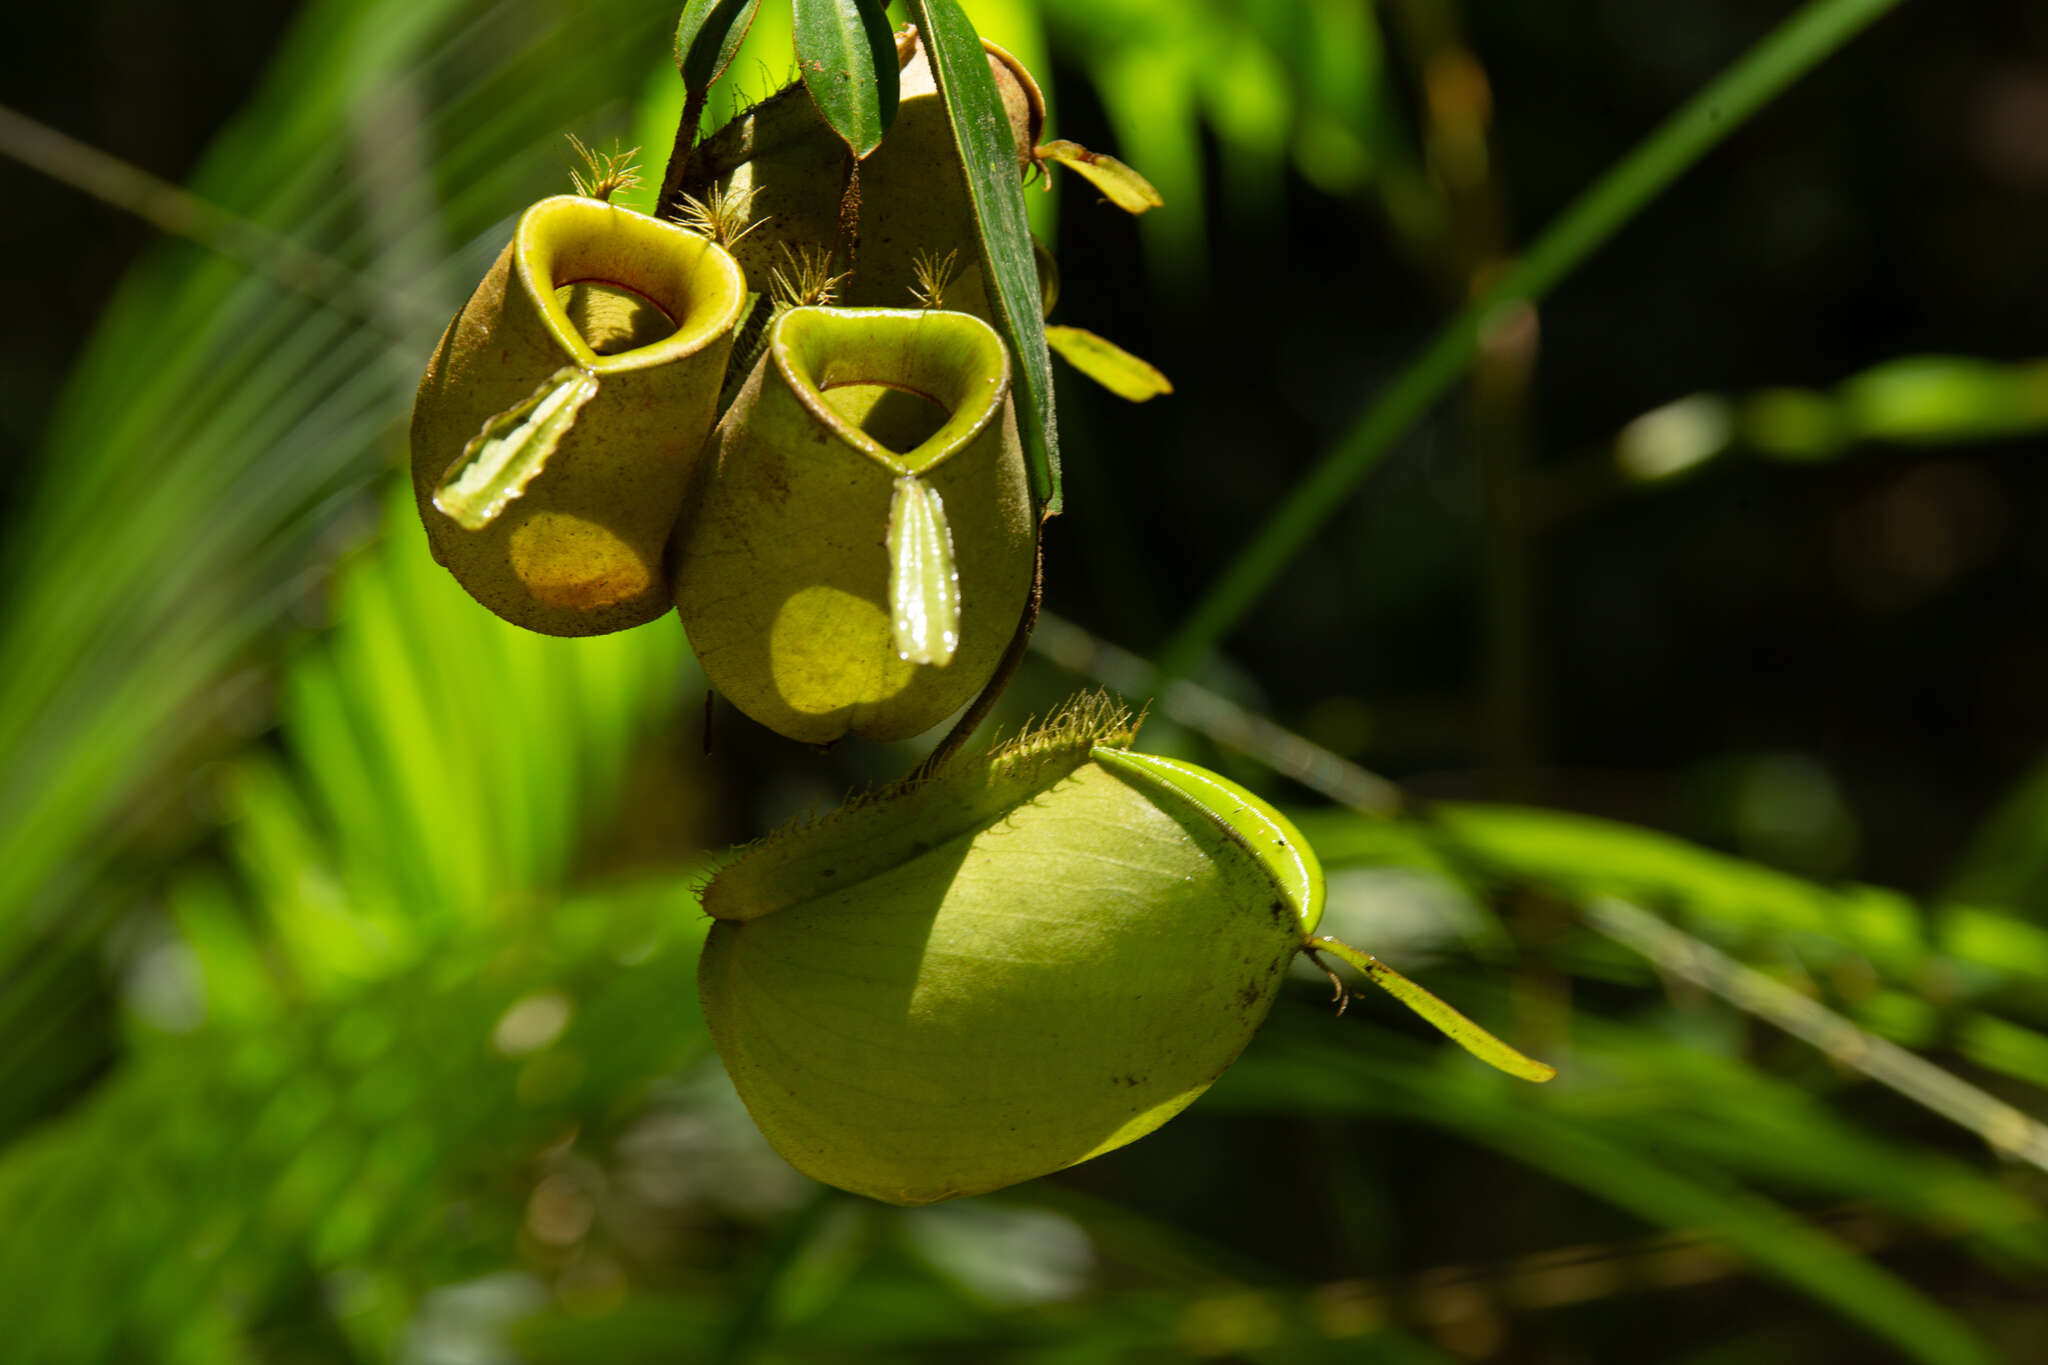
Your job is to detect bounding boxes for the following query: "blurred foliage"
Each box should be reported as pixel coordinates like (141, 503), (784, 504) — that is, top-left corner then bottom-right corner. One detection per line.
(4, 0), (2048, 1362)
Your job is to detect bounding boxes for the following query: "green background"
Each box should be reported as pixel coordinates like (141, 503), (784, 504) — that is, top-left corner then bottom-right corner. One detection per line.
(3, 1), (2047, 1360)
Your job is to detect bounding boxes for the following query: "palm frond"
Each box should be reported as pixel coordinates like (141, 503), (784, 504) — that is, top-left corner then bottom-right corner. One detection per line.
(0, 0), (678, 971)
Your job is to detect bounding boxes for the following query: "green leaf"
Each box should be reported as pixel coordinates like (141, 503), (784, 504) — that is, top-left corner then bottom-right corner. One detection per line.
(0, 884), (715, 1361)
(431, 365), (598, 531)
(886, 476), (960, 666)
(1036, 139), (1163, 214)
(674, 0), (766, 93)
(902, 0), (1061, 514)
(792, 0), (899, 159)
(1045, 324), (1173, 402)
(1954, 1013), (2048, 1091)
(1304, 934), (1557, 1082)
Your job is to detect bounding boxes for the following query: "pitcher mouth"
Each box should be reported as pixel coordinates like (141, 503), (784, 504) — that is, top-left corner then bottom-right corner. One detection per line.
(514, 195), (747, 374)
(771, 306), (1011, 475)
(552, 279), (677, 355)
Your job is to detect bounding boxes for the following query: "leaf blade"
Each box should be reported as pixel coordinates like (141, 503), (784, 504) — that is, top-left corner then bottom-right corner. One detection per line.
(1309, 935), (1558, 1083)
(792, 0), (899, 158)
(902, 0), (1061, 514)
(1037, 139), (1163, 214)
(1045, 324), (1172, 402)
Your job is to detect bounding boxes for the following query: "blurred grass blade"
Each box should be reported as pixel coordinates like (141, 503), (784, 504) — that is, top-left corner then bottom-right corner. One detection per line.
(1092, 42), (1205, 291)
(1492, 1110), (1998, 1365)
(277, 483), (691, 936)
(1955, 1014), (2048, 1092)
(1028, 610), (1406, 817)
(1045, 324), (1172, 401)
(1581, 897), (2048, 1171)
(433, 365), (598, 529)
(887, 476), (960, 666)
(1036, 139), (1162, 213)
(793, 0), (899, 158)
(1156, 0), (1912, 681)
(1945, 749), (2048, 912)
(1838, 354), (2048, 444)
(0, 104), (382, 326)
(1221, 1027), (2000, 1365)
(1308, 934), (1555, 1082)
(903, 0), (1061, 515)
(0, 468), (704, 1353)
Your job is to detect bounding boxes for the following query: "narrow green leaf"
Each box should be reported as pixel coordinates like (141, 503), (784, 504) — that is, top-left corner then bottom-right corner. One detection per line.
(675, 0), (766, 92)
(431, 366), (597, 531)
(1036, 139), (1163, 214)
(1308, 934), (1558, 1083)
(1223, 1029), (1998, 1365)
(1955, 1013), (2048, 1091)
(1157, 0), (1913, 682)
(887, 476), (960, 666)
(1045, 324), (1173, 402)
(792, 0), (899, 159)
(903, 0), (1062, 514)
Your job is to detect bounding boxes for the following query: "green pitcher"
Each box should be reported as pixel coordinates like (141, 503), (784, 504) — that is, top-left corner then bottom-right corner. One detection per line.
(695, 699), (1320, 1205)
(410, 195), (747, 636)
(699, 695), (1556, 1205)
(671, 305), (1034, 743)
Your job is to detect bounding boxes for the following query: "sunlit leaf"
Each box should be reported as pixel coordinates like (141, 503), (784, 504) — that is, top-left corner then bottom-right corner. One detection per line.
(792, 0), (899, 159)
(1045, 324), (1172, 401)
(1305, 935), (1555, 1082)
(1036, 138), (1162, 214)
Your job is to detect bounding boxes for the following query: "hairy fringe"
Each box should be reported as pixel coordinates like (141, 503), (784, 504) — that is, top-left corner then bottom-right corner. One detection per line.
(705, 690), (1141, 917)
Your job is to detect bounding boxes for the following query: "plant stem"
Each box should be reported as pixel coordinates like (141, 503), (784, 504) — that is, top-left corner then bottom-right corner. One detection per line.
(656, 87), (712, 222)
(1154, 0), (1912, 684)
